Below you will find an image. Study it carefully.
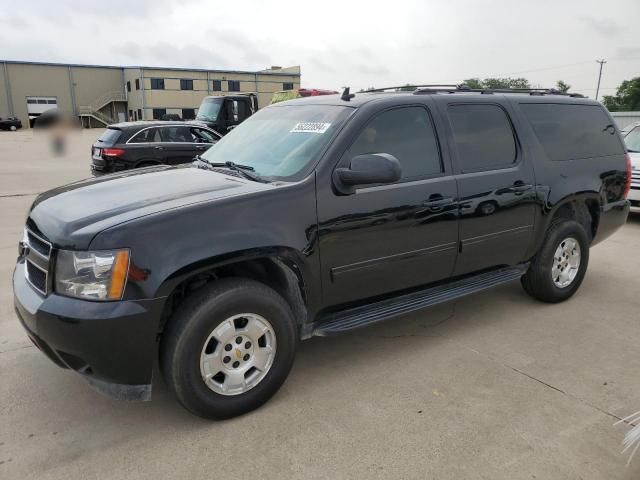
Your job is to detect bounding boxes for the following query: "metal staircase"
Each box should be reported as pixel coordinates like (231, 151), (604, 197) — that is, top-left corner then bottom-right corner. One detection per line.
(78, 91), (127, 127)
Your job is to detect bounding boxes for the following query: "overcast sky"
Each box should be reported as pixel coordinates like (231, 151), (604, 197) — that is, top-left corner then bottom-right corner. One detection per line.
(0, 0), (638, 97)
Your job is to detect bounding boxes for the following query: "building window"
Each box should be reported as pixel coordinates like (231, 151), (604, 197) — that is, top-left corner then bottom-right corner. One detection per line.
(151, 78), (165, 90)
(228, 80), (240, 92)
(212, 79), (222, 91)
(26, 99), (37, 104)
(180, 79), (194, 90)
(182, 108), (196, 120)
(135, 78), (140, 90)
(283, 82), (294, 91)
(126, 81), (131, 92)
(137, 109), (143, 120)
(152, 108), (167, 120)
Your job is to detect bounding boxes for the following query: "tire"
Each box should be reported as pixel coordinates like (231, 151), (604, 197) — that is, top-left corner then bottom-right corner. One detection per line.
(161, 278), (298, 419)
(10, 125), (17, 131)
(521, 219), (590, 303)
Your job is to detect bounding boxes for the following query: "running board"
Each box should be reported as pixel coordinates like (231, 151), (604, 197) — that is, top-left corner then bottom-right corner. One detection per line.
(311, 264), (529, 337)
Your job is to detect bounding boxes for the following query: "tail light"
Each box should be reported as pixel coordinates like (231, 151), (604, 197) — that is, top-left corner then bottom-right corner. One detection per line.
(102, 148), (125, 157)
(623, 153), (631, 199)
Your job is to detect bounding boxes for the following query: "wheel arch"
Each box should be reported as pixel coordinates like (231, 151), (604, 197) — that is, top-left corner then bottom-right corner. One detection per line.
(532, 193), (600, 255)
(156, 247), (310, 335)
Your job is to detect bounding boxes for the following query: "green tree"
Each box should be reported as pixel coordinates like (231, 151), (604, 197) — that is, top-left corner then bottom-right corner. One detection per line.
(463, 78), (483, 89)
(602, 77), (640, 111)
(462, 77), (531, 89)
(556, 80), (571, 93)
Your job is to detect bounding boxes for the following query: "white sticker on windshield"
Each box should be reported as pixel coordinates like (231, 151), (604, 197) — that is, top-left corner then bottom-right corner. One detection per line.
(290, 122), (331, 134)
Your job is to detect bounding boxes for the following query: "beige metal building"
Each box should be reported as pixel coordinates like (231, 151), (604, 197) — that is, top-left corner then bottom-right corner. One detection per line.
(0, 60), (301, 128)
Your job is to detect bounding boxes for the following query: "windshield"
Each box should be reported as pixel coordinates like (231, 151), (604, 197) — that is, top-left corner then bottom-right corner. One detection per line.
(624, 127), (640, 152)
(200, 104), (352, 179)
(196, 98), (223, 122)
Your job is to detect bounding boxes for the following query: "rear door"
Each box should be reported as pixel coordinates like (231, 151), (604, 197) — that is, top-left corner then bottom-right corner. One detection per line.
(125, 126), (164, 164)
(438, 99), (536, 275)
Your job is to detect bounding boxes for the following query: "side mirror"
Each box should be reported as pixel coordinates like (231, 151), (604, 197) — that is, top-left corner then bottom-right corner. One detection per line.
(232, 100), (239, 122)
(334, 153), (401, 194)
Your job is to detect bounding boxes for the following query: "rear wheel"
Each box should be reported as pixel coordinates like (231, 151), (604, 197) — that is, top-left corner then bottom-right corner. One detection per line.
(521, 219), (589, 303)
(161, 278), (297, 419)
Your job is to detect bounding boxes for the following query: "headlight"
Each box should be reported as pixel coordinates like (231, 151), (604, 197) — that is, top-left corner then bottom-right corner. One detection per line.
(55, 249), (130, 300)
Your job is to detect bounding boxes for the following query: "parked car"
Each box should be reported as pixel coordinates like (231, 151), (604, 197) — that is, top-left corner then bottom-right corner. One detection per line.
(622, 121), (640, 211)
(14, 87), (631, 419)
(195, 94), (258, 135)
(0, 116), (22, 131)
(90, 121), (221, 175)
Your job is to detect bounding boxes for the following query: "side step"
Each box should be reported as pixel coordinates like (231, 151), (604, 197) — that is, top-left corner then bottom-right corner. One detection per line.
(311, 264), (529, 336)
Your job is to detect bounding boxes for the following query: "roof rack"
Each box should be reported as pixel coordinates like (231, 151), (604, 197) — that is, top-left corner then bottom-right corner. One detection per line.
(361, 84), (585, 98)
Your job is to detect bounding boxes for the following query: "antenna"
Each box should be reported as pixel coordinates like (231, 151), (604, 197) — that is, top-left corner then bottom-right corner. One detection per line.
(341, 87), (355, 101)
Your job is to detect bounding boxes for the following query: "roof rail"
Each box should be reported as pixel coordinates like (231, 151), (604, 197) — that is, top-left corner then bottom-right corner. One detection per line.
(411, 85), (585, 98)
(364, 84), (459, 93)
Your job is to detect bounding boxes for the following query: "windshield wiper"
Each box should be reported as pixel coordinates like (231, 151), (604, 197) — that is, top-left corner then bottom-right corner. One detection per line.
(193, 156), (268, 183)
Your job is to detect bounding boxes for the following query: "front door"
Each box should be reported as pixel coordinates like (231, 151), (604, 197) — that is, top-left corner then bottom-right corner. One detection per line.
(440, 101), (536, 275)
(317, 103), (459, 307)
(158, 126), (201, 164)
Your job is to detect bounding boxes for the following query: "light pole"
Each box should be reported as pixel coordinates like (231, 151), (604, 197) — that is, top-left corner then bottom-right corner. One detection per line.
(595, 59), (606, 101)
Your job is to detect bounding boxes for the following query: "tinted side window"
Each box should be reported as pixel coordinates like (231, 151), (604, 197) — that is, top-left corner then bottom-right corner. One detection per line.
(448, 104), (516, 172)
(521, 103), (624, 160)
(130, 128), (161, 143)
(191, 127), (217, 143)
(161, 126), (192, 142)
(345, 106), (442, 180)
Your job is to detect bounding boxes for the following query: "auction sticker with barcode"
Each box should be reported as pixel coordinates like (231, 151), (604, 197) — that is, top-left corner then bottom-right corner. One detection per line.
(290, 122), (331, 133)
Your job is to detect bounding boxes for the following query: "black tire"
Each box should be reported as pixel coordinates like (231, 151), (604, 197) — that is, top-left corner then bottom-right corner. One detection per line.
(161, 278), (297, 419)
(521, 219), (590, 303)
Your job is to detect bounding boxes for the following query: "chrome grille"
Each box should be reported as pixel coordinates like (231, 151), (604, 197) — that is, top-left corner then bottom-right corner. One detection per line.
(26, 229), (51, 258)
(22, 223), (52, 295)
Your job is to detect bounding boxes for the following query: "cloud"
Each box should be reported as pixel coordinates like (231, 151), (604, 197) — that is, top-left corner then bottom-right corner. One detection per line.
(579, 16), (621, 36)
(113, 42), (229, 69)
(616, 47), (640, 59)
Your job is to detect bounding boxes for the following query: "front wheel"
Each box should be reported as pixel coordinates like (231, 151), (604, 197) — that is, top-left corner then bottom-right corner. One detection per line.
(521, 219), (590, 303)
(161, 278), (297, 419)
(10, 125), (17, 131)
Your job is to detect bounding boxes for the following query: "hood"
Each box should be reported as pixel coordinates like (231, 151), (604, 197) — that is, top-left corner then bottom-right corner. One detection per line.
(29, 164), (273, 248)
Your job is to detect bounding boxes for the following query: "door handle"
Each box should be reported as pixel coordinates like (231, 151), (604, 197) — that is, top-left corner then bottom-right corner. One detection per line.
(154, 145), (164, 150)
(422, 195), (454, 210)
(195, 145), (207, 150)
(507, 183), (533, 194)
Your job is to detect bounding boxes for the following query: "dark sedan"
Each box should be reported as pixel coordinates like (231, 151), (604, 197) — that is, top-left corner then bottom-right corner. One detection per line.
(0, 117), (22, 131)
(91, 121), (221, 175)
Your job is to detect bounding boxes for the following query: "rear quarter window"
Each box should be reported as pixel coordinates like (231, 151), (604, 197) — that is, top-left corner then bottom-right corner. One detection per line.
(96, 128), (122, 145)
(520, 103), (623, 161)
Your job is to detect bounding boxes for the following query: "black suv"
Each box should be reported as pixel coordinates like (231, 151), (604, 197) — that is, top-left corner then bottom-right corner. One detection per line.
(91, 121), (221, 175)
(14, 87), (631, 419)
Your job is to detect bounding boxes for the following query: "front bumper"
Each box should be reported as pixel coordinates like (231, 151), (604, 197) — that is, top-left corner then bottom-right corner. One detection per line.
(13, 259), (166, 401)
(628, 185), (640, 211)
